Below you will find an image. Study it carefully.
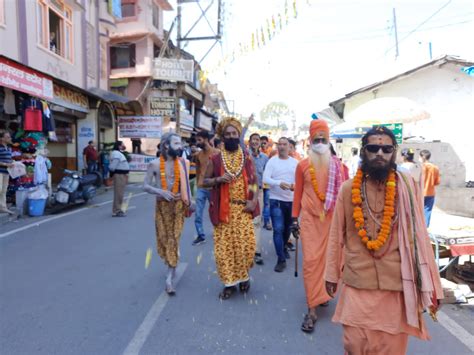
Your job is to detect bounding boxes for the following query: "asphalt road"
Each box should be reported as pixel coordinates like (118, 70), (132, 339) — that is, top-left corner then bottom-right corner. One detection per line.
(1, 185), (473, 355)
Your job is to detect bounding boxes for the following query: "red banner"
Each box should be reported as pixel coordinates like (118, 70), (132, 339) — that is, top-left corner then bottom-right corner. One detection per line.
(0, 56), (53, 100)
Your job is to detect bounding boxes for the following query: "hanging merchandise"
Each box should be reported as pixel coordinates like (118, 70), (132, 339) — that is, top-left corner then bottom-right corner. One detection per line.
(41, 101), (58, 141)
(23, 98), (43, 132)
(34, 152), (49, 185)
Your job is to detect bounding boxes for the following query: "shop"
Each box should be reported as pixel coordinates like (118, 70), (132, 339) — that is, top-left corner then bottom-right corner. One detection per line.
(177, 83), (204, 137)
(0, 56), (56, 206)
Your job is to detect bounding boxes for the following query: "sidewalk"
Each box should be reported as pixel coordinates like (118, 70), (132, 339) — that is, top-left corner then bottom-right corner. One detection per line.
(0, 184), (142, 228)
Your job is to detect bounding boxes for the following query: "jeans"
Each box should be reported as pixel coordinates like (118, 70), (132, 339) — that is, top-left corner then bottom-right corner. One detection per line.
(87, 161), (98, 174)
(424, 196), (435, 227)
(263, 188), (270, 225)
(270, 199), (293, 262)
(194, 188), (211, 237)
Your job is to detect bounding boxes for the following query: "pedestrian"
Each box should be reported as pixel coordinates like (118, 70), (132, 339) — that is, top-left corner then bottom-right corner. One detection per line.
(262, 137), (298, 273)
(203, 117), (259, 300)
(109, 140), (130, 217)
(131, 138), (142, 154)
(188, 139), (198, 197)
(325, 126), (443, 354)
(192, 130), (219, 246)
(83, 140), (99, 174)
(100, 145), (110, 180)
(143, 133), (192, 295)
(260, 135), (272, 230)
(400, 148), (422, 185)
(348, 147), (360, 178)
(288, 138), (303, 161)
(419, 149), (440, 227)
(292, 118), (346, 333)
(260, 135), (274, 156)
(249, 132), (269, 265)
(0, 130), (14, 215)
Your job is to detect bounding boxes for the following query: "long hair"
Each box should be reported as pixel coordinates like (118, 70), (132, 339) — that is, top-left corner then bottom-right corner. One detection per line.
(113, 141), (123, 151)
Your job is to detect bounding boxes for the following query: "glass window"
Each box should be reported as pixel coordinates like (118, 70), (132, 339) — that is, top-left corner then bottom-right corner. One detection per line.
(121, 3), (135, 17)
(110, 43), (136, 69)
(37, 0), (73, 62)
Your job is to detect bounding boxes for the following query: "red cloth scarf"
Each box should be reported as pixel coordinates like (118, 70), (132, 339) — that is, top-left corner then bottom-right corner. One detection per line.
(209, 151), (260, 226)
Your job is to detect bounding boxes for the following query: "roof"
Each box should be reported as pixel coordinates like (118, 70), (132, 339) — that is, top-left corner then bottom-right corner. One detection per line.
(155, 0), (173, 11)
(329, 55), (474, 111)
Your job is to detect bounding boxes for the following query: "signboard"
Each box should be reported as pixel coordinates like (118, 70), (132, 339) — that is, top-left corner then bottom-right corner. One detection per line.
(77, 116), (97, 171)
(150, 97), (176, 118)
(53, 83), (89, 110)
(153, 58), (194, 83)
(118, 116), (162, 138)
(128, 154), (157, 171)
(0, 56), (53, 100)
(180, 109), (194, 130)
(374, 123), (403, 144)
(197, 111), (212, 131)
(153, 81), (177, 90)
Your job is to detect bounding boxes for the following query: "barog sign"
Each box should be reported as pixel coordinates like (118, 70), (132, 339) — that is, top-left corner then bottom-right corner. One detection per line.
(153, 58), (194, 83)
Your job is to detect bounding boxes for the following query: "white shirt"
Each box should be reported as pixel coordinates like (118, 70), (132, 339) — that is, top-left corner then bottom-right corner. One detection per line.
(400, 161), (422, 182)
(349, 155), (361, 178)
(263, 156), (298, 202)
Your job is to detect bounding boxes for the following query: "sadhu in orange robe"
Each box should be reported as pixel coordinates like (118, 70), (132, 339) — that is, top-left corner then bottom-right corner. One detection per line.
(292, 156), (346, 308)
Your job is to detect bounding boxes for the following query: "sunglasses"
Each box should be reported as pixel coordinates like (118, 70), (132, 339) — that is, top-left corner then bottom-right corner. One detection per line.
(313, 138), (327, 144)
(364, 144), (395, 154)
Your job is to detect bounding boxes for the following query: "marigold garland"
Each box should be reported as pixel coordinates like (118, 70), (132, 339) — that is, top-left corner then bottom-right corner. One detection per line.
(160, 156), (180, 194)
(308, 163), (326, 202)
(352, 168), (396, 251)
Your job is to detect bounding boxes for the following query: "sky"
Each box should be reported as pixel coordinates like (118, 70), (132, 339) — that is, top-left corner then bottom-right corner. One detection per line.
(163, 0), (473, 126)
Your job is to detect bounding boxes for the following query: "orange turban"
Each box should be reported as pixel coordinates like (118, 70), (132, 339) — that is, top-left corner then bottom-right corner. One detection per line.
(309, 118), (330, 139)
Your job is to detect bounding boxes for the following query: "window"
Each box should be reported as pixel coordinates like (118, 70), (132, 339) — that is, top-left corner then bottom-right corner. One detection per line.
(37, 0), (73, 61)
(110, 43), (136, 69)
(152, 2), (159, 28)
(121, 0), (136, 18)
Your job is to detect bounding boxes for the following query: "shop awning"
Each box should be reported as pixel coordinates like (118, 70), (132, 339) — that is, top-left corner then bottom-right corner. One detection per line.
(88, 87), (130, 104)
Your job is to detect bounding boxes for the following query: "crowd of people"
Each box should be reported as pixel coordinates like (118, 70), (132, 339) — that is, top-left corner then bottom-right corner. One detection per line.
(135, 115), (443, 355)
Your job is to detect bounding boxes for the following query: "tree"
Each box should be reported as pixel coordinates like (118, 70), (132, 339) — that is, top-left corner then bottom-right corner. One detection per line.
(259, 102), (293, 131)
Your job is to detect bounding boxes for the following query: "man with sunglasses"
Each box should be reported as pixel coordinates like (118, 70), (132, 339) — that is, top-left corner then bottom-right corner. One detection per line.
(291, 117), (346, 333)
(325, 126), (442, 354)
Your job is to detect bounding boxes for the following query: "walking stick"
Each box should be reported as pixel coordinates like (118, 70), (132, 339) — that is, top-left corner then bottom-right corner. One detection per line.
(293, 228), (300, 277)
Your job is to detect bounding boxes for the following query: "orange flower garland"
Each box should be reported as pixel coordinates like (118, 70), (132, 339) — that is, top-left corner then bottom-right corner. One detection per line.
(352, 168), (396, 251)
(308, 163), (326, 202)
(160, 156), (180, 194)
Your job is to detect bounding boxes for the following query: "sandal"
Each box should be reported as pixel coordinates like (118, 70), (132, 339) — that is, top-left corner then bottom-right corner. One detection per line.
(239, 280), (251, 293)
(165, 285), (176, 296)
(301, 313), (317, 333)
(219, 286), (237, 300)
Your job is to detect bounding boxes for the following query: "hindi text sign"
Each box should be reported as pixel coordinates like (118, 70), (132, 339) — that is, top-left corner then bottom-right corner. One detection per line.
(118, 116), (162, 139)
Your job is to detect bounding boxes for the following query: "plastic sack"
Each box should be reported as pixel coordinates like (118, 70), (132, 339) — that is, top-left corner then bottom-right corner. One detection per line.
(7, 162), (27, 179)
(28, 185), (49, 200)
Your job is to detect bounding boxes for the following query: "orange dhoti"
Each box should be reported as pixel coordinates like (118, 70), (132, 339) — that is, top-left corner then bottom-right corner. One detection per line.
(343, 325), (408, 355)
(300, 210), (332, 307)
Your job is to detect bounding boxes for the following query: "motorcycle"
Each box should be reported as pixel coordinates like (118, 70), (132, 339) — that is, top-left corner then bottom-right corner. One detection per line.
(54, 169), (102, 205)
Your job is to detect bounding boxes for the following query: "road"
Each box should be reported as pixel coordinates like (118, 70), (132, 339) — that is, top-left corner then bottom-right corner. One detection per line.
(1, 185), (473, 355)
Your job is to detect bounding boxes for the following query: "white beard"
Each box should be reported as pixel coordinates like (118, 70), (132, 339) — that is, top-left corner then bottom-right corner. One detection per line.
(309, 149), (330, 170)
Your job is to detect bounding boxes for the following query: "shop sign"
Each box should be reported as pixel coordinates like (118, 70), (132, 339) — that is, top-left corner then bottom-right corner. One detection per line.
(373, 123), (403, 144)
(128, 154), (156, 171)
(197, 111), (213, 131)
(53, 83), (89, 109)
(180, 109), (194, 130)
(153, 80), (177, 90)
(118, 116), (162, 139)
(0, 56), (53, 100)
(77, 117), (97, 170)
(153, 58), (194, 83)
(110, 78), (129, 88)
(150, 97), (176, 117)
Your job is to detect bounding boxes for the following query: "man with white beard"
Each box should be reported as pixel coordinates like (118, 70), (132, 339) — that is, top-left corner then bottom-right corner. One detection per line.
(291, 117), (346, 333)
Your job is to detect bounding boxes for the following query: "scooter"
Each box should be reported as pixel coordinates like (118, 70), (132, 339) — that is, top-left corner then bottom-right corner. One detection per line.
(54, 169), (102, 205)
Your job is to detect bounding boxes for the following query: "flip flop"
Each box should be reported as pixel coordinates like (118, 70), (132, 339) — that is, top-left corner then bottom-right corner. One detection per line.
(219, 286), (237, 300)
(239, 280), (251, 293)
(301, 314), (317, 333)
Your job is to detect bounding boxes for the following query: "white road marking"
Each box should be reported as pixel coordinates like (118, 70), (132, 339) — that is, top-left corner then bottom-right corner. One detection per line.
(437, 310), (474, 351)
(122, 263), (188, 355)
(0, 192), (146, 239)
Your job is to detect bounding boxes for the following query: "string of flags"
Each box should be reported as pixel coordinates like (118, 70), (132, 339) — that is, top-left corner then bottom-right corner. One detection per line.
(199, 0), (313, 84)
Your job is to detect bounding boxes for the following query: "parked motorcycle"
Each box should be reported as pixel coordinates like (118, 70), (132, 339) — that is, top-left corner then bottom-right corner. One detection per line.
(54, 169), (102, 205)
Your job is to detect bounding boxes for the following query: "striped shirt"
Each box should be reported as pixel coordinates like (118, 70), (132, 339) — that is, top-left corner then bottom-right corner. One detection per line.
(0, 144), (12, 175)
